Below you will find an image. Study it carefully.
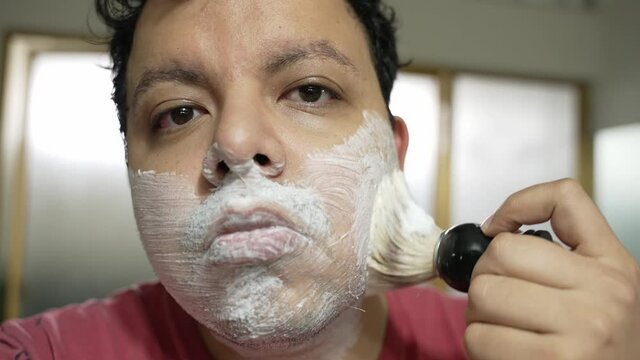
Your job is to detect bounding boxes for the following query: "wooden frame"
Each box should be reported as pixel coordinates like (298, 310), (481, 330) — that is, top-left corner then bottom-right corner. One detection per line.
(0, 33), (106, 320)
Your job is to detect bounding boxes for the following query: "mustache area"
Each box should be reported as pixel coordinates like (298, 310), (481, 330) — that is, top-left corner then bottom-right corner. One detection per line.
(185, 172), (334, 265)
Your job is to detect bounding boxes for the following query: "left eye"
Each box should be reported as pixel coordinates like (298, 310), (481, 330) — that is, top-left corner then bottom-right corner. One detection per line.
(285, 84), (339, 105)
(155, 105), (205, 130)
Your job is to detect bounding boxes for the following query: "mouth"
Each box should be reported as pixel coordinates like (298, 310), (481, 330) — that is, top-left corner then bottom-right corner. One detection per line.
(206, 208), (310, 266)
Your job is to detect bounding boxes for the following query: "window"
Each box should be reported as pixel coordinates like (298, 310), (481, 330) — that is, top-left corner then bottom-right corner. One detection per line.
(1, 35), (153, 319)
(389, 72), (440, 215)
(389, 70), (587, 236)
(595, 123), (640, 261)
(450, 75), (580, 225)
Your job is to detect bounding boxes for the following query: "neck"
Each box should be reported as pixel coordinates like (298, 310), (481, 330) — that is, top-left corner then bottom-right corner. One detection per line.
(198, 294), (388, 360)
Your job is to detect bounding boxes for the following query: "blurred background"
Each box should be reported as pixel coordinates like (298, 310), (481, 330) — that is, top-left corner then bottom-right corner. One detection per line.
(0, 0), (638, 320)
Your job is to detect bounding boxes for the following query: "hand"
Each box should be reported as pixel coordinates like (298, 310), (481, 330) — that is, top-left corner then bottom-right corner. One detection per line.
(464, 178), (640, 360)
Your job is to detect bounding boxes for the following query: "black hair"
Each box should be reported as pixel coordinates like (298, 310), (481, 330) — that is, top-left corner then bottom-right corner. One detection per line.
(95, 0), (400, 135)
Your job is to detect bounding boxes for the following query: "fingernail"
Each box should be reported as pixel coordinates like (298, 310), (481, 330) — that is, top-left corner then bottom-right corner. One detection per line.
(480, 214), (494, 233)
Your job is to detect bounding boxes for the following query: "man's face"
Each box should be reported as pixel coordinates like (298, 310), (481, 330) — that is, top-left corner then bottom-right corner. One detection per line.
(125, 0), (401, 349)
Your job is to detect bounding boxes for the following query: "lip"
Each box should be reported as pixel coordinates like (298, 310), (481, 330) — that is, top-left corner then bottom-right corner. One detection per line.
(206, 207), (309, 266)
(217, 207), (297, 236)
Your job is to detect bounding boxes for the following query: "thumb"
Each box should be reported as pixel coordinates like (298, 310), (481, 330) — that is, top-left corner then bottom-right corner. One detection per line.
(480, 178), (618, 259)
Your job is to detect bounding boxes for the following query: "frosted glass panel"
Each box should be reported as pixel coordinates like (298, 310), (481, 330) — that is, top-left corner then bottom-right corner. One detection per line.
(389, 72), (440, 215)
(22, 52), (154, 316)
(594, 123), (640, 261)
(450, 75), (579, 227)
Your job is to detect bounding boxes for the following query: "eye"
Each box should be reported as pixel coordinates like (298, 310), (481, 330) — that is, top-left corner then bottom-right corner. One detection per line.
(154, 105), (206, 130)
(284, 84), (340, 106)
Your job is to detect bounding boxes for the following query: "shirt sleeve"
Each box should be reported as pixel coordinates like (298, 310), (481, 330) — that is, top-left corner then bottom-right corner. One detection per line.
(380, 286), (467, 360)
(0, 317), (54, 360)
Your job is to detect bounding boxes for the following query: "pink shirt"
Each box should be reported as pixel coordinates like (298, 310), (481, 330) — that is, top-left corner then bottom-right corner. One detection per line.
(1, 282), (466, 359)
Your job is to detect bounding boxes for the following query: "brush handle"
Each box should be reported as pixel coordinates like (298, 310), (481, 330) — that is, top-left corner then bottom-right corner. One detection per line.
(435, 223), (552, 292)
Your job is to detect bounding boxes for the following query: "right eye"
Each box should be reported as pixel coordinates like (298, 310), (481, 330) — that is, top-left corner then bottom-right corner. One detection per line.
(154, 105), (206, 130)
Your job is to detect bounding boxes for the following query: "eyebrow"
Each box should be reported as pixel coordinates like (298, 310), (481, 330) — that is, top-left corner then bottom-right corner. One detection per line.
(131, 67), (209, 107)
(263, 40), (358, 74)
(130, 41), (357, 107)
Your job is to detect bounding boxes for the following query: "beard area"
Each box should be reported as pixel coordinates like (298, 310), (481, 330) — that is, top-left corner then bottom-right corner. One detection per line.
(128, 111), (398, 357)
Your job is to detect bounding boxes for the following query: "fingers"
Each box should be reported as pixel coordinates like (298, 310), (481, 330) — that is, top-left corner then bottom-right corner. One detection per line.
(471, 232), (596, 289)
(466, 274), (570, 333)
(466, 180), (640, 359)
(465, 230), (640, 360)
(465, 268), (640, 360)
(480, 178), (619, 258)
(465, 323), (559, 360)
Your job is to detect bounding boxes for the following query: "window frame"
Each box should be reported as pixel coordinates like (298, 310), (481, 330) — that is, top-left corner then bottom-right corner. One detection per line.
(398, 65), (591, 228)
(0, 33), (107, 320)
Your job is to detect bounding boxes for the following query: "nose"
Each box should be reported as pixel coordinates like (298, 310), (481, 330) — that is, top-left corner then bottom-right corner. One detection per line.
(202, 100), (285, 186)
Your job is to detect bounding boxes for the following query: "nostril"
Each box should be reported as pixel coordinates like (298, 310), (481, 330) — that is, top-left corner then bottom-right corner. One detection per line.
(217, 161), (230, 174)
(253, 154), (270, 166)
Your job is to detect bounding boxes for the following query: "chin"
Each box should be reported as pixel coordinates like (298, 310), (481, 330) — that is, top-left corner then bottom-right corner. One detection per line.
(179, 263), (368, 353)
(209, 308), (341, 352)
(206, 295), (365, 358)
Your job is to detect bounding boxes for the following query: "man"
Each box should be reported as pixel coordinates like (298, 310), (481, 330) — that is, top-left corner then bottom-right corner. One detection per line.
(1, 0), (639, 359)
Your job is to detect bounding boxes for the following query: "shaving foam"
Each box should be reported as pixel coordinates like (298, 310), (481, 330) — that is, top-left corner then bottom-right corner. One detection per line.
(129, 110), (397, 358)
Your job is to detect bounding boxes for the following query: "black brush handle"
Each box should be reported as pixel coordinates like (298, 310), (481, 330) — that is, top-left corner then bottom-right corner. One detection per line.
(435, 223), (552, 292)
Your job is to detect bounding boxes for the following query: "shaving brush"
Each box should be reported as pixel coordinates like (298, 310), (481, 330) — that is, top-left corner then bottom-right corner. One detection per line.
(368, 170), (551, 293)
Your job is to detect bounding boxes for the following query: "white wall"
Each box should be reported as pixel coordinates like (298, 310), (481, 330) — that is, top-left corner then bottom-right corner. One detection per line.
(595, 0), (640, 129)
(0, 0), (104, 36)
(386, 0), (601, 81)
(385, 0), (639, 131)
(0, 0), (106, 87)
(2, 0), (636, 129)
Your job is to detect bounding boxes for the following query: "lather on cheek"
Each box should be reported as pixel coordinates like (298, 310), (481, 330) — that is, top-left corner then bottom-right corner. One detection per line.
(127, 110), (398, 350)
(302, 110), (399, 263)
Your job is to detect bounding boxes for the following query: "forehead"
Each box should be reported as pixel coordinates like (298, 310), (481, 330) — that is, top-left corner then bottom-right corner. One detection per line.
(128, 0), (373, 80)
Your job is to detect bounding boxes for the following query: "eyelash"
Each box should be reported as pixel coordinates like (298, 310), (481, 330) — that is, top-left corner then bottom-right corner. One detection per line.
(282, 82), (342, 108)
(148, 81), (342, 132)
(152, 103), (207, 131)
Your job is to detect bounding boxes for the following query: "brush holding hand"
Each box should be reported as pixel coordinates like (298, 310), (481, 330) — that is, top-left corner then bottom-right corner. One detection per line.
(369, 172), (640, 359)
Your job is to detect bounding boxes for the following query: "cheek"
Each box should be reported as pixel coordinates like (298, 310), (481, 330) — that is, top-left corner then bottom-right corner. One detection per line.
(299, 112), (397, 262)
(126, 126), (214, 194)
(308, 164), (359, 212)
(129, 172), (201, 273)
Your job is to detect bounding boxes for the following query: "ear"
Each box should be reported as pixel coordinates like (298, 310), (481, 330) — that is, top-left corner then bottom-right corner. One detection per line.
(392, 116), (409, 170)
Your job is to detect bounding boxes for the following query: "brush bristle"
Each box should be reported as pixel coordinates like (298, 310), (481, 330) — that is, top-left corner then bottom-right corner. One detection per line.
(368, 170), (441, 290)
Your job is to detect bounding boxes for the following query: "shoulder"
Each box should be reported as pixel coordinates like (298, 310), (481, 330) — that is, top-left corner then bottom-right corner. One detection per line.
(380, 285), (467, 360)
(0, 282), (178, 360)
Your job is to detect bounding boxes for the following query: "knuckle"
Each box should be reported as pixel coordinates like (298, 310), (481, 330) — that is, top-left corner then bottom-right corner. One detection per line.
(556, 344), (587, 360)
(463, 322), (483, 353)
(553, 337), (604, 360)
(611, 275), (637, 309)
(555, 178), (584, 198)
(584, 312), (615, 341)
(463, 306), (474, 325)
(598, 265), (638, 310)
(485, 233), (511, 261)
(629, 263), (640, 286)
(544, 340), (572, 360)
(501, 192), (522, 212)
(467, 274), (492, 303)
(551, 343), (572, 360)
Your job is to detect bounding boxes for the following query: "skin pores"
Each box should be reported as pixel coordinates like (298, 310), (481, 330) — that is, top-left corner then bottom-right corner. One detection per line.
(129, 111), (398, 355)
